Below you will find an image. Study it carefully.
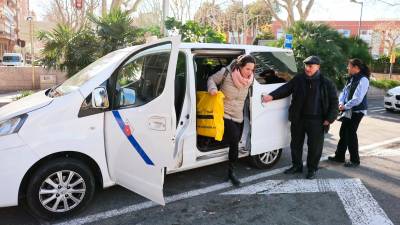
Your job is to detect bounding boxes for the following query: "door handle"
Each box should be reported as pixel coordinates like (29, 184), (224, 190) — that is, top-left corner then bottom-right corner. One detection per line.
(148, 116), (166, 131)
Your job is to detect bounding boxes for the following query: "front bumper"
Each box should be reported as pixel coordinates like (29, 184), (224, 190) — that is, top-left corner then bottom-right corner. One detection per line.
(383, 95), (400, 111)
(0, 134), (38, 207)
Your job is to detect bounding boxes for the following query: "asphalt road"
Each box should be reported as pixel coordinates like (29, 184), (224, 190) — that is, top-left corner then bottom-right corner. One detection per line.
(0, 97), (399, 225)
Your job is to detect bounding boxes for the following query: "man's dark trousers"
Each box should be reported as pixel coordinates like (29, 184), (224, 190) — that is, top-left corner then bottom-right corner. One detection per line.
(290, 118), (324, 171)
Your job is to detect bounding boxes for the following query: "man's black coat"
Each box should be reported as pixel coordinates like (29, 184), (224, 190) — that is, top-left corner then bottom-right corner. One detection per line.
(270, 72), (339, 123)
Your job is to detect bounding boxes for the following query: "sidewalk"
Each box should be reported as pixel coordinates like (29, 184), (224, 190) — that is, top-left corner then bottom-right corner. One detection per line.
(0, 92), (19, 107)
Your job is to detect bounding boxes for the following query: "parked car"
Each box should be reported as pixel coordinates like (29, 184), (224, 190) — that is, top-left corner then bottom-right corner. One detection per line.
(0, 36), (297, 219)
(1, 53), (24, 66)
(384, 86), (400, 111)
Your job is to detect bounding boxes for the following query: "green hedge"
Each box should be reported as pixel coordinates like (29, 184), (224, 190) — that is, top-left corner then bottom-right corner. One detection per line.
(370, 79), (400, 90)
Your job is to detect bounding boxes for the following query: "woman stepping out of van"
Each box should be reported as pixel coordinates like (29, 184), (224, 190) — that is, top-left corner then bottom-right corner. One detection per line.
(207, 54), (256, 186)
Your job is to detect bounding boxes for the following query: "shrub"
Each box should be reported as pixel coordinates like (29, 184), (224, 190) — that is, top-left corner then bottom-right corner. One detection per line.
(370, 79), (400, 90)
(277, 21), (373, 89)
(14, 90), (34, 100)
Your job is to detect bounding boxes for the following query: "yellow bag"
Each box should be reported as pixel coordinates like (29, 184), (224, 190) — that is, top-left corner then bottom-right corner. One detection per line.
(196, 91), (225, 141)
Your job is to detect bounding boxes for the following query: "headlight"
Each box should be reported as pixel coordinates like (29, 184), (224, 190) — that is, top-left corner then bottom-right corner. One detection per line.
(0, 114), (28, 137)
(386, 92), (393, 97)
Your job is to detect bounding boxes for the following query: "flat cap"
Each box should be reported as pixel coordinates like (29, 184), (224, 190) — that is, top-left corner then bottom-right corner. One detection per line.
(303, 56), (321, 65)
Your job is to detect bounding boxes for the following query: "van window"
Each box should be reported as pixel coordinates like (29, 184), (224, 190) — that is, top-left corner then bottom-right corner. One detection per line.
(251, 52), (297, 84)
(3, 55), (21, 62)
(115, 47), (171, 108)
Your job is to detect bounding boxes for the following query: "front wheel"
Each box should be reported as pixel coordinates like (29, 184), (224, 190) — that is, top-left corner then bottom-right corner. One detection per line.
(249, 149), (282, 169)
(25, 158), (96, 220)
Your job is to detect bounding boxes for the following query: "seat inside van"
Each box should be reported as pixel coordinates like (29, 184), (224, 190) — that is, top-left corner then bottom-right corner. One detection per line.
(193, 50), (243, 152)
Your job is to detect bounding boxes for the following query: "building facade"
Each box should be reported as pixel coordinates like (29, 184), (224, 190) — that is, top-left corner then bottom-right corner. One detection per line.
(0, 0), (31, 58)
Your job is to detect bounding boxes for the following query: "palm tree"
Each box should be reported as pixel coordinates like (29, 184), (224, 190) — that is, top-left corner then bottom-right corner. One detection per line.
(37, 24), (75, 72)
(38, 24), (101, 77)
(90, 9), (138, 55)
(38, 9), (144, 77)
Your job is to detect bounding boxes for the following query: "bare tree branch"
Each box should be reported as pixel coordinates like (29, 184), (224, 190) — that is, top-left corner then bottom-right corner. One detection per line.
(102, 0), (107, 16)
(263, 0), (284, 26)
(302, 0), (314, 20)
(125, 0), (143, 14)
(263, 0), (314, 29)
(374, 22), (400, 54)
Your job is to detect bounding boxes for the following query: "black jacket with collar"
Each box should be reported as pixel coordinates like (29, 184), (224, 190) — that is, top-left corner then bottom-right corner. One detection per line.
(269, 71), (339, 123)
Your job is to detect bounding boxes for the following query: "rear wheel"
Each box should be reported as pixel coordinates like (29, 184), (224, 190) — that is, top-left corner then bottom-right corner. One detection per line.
(25, 158), (96, 220)
(249, 149), (282, 169)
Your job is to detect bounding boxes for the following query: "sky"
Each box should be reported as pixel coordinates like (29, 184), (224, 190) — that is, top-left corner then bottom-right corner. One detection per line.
(30, 0), (400, 22)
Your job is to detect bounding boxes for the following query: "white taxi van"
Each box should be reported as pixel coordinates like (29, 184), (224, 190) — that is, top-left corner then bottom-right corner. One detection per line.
(0, 36), (297, 219)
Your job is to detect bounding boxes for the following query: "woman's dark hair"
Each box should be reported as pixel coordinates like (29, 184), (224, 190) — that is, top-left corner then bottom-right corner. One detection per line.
(231, 54), (256, 70)
(349, 58), (371, 79)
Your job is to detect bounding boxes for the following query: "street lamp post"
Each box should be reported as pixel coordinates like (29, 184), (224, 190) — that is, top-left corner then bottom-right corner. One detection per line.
(27, 15), (35, 89)
(350, 0), (364, 37)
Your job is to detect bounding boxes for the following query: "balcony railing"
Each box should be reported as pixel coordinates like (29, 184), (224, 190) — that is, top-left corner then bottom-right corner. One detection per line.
(2, 5), (15, 21)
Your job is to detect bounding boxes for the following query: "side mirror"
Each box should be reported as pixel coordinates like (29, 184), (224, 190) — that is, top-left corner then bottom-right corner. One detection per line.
(119, 88), (136, 106)
(91, 87), (110, 109)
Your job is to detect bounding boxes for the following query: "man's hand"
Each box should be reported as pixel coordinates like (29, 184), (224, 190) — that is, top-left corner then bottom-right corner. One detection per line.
(323, 120), (330, 126)
(262, 94), (273, 103)
(209, 89), (217, 96)
(339, 104), (345, 111)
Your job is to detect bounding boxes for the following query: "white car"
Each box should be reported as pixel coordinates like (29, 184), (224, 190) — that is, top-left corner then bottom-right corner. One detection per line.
(384, 86), (400, 111)
(0, 37), (296, 219)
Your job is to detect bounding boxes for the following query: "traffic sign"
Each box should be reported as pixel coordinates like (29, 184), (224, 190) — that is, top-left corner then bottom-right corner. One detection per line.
(284, 34), (293, 49)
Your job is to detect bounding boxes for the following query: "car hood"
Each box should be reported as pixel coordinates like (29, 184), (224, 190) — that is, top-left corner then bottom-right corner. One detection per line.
(0, 90), (53, 122)
(388, 86), (400, 94)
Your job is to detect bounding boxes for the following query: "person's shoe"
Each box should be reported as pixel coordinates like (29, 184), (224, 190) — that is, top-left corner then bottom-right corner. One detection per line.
(328, 156), (345, 163)
(344, 161), (360, 168)
(228, 163), (241, 187)
(284, 166), (303, 174)
(306, 170), (316, 179)
(228, 171), (241, 187)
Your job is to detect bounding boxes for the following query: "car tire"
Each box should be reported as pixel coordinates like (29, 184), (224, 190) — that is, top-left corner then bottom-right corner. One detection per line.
(249, 149), (282, 169)
(25, 158), (96, 220)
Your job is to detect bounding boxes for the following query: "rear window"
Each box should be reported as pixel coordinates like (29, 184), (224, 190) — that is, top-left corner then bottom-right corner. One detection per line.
(3, 56), (21, 62)
(251, 51), (297, 84)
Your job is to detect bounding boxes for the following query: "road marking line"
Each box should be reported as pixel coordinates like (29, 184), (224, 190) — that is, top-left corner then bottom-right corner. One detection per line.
(222, 179), (393, 225)
(370, 108), (386, 112)
(358, 137), (400, 151)
(53, 137), (400, 225)
(360, 148), (400, 157)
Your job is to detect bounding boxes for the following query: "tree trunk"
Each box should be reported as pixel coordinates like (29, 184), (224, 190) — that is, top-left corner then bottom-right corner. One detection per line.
(102, 0), (107, 16)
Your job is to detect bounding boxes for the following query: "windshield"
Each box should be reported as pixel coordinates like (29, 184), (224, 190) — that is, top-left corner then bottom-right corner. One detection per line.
(49, 50), (129, 97)
(3, 56), (21, 62)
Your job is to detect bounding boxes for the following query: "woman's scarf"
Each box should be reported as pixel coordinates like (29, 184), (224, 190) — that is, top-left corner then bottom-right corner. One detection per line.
(231, 69), (254, 89)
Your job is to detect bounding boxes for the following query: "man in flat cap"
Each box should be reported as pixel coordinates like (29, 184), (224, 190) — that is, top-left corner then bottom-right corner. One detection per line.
(262, 56), (338, 179)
